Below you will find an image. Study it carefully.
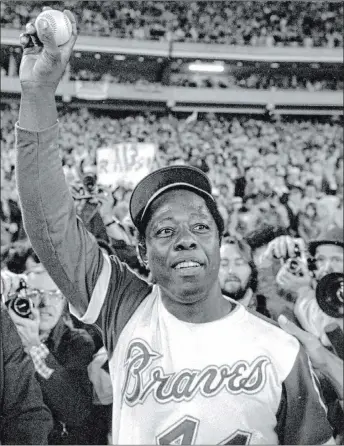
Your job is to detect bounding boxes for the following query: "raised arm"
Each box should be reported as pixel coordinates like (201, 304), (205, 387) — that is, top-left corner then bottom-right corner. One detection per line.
(16, 10), (106, 319)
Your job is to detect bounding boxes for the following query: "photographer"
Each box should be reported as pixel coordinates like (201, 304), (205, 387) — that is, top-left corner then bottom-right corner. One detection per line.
(70, 172), (109, 244)
(5, 267), (97, 445)
(71, 173), (142, 272)
(262, 230), (344, 441)
(245, 225), (298, 323)
(1, 271), (53, 445)
(271, 229), (343, 347)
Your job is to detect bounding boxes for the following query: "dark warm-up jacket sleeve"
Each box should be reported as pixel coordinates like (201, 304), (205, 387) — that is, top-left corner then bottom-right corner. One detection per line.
(1, 306), (53, 445)
(37, 329), (95, 426)
(275, 345), (333, 444)
(15, 122), (109, 318)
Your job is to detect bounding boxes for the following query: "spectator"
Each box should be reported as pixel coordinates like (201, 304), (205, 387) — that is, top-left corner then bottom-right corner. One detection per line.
(0, 104), (343, 248)
(268, 230), (344, 347)
(298, 202), (323, 243)
(244, 225), (298, 323)
(271, 231), (344, 441)
(219, 234), (270, 317)
(284, 185), (303, 236)
(1, 1), (343, 47)
(6, 267), (100, 445)
(1, 272), (53, 445)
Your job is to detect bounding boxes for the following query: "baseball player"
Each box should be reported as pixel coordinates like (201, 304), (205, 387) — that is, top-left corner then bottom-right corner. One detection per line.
(15, 9), (334, 444)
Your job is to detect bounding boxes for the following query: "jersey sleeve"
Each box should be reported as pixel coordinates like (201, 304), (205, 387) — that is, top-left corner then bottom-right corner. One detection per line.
(275, 345), (333, 445)
(15, 122), (151, 342)
(80, 253), (152, 356)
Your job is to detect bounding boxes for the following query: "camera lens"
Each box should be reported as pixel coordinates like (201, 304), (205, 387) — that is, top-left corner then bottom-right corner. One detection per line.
(82, 173), (97, 193)
(316, 273), (344, 318)
(6, 296), (32, 318)
(286, 258), (302, 275)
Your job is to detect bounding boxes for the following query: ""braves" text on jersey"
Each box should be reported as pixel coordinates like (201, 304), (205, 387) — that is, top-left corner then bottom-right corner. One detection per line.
(122, 339), (271, 406)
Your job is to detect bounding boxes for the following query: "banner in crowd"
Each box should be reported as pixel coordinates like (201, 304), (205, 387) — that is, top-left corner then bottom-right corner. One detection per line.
(96, 143), (157, 188)
(75, 81), (109, 100)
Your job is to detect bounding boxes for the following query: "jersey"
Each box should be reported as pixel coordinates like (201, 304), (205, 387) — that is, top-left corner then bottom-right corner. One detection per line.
(15, 122), (334, 445)
(74, 255), (332, 445)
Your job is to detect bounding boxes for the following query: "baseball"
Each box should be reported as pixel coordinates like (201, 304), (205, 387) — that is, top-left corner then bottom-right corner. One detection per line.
(35, 10), (72, 47)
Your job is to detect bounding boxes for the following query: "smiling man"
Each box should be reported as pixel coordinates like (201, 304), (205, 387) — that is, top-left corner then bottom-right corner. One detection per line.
(15, 9), (335, 445)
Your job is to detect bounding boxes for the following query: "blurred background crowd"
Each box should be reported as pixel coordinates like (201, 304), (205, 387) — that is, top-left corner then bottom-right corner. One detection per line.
(1, 105), (343, 253)
(1, 1), (343, 445)
(1, 0), (343, 47)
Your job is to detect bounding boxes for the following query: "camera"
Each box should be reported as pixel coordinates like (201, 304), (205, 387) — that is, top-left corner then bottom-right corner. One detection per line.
(316, 272), (343, 319)
(285, 244), (304, 276)
(82, 173), (98, 195)
(5, 279), (32, 318)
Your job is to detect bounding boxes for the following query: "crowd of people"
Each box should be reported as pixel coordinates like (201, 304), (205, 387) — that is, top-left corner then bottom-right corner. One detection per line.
(1, 101), (343, 442)
(69, 68), (343, 91)
(170, 72), (343, 91)
(1, 1), (343, 47)
(1, 104), (343, 253)
(1, 5), (343, 444)
(2, 56), (342, 92)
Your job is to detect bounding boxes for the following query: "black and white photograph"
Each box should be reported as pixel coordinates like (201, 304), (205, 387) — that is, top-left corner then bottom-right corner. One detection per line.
(0, 1), (343, 444)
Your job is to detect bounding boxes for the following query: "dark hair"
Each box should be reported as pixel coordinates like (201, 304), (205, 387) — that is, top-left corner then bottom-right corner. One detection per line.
(245, 225), (289, 251)
(6, 243), (40, 274)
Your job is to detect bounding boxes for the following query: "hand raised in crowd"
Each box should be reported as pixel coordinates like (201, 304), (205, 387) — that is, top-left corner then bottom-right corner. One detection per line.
(278, 315), (333, 370)
(1, 270), (27, 300)
(258, 235), (307, 266)
(278, 315), (344, 400)
(8, 301), (41, 352)
(19, 7), (77, 91)
(276, 261), (312, 293)
(98, 187), (116, 221)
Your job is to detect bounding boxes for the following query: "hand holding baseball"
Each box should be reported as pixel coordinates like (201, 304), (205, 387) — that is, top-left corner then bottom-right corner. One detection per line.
(19, 7), (77, 92)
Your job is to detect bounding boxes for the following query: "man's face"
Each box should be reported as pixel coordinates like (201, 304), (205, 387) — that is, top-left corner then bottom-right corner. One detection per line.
(315, 244), (344, 280)
(27, 271), (65, 333)
(219, 243), (252, 300)
(145, 189), (220, 303)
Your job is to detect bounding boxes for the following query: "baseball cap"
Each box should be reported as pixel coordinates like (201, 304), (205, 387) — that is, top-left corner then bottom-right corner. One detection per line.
(129, 165), (224, 234)
(308, 227), (344, 256)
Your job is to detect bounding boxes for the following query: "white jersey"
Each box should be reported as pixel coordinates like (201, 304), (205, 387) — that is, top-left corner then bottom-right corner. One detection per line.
(111, 287), (293, 444)
(74, 255), (331, 445)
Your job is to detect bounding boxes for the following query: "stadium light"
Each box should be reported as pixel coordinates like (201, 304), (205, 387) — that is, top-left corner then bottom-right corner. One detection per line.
(188, 62), (225, 73)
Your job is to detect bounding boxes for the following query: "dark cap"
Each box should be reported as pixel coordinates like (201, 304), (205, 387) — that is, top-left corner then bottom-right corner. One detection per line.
(308, 227), (344, 256)
(129, 165), (224, 235)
